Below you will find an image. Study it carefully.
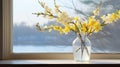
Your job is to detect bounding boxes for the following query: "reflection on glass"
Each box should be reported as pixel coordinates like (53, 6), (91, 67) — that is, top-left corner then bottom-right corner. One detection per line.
(13, 0), (120, 53)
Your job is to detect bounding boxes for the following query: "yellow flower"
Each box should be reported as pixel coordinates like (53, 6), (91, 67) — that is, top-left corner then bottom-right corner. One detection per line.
(74, 16), (82, 28)
(81, 27), (87, 33)
(53, 26), (63, 34)
(88, 17), (102, 33)
(57, 12), (69, 25)
(57, 12), (73, 25)
(101, 15), (106, 22)
(117, 10), (120, 18)
(101, 14), (113, 24)
(63, 24), (71, 34)
(45, 6), (52, 13)
(40, 2), (46, 8)
(118, 10), (120, 15)
(55, 5), (60, 9)
(101, 13), (119, 24)
(49, 29), (52, 32)
(76, 21), (81, 28)
(93, 7), (99, 16)
(70, 24), (76, 32)
(111, 13), (119, 21)
(94, 21), (102, 33)
(88, 17), (97, 27)
(81, 22), (88, 33)
(74, 16), (80, 21)
(82, 22), (88, 28)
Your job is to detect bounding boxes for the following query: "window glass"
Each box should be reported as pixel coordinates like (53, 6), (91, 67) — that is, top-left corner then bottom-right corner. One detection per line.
(13, 0), (120, 53)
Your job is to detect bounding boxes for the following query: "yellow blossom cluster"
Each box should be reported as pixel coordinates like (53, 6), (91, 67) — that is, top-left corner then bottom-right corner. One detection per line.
(39, 2), (53, 17)
(93, 7), (100, 16)
(101, 13), (119, 24)
(44, 24), (71, 34)
(81, 17), (102, 35)
(57, 12), (73, 25)
(118, 10), (120, 18)
(93, 1), (102, 16)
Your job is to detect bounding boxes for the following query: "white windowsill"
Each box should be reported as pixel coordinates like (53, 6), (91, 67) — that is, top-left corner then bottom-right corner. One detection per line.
(0, 59), (120, 64)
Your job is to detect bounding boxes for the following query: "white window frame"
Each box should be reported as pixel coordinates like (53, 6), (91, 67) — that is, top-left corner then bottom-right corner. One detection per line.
(2, 0), (120, 60)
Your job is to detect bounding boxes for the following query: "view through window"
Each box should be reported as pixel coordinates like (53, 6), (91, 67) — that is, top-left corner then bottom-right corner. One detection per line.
(13, 0), (120, 53)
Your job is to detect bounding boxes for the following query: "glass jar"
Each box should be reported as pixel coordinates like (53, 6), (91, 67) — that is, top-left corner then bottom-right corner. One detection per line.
(72, 35), (91, 62)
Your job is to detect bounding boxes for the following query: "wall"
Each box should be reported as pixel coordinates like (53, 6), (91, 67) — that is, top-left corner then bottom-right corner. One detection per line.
(0, 0), (3, 60)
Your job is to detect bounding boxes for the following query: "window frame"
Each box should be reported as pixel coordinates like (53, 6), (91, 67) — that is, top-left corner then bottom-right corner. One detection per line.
(2, 0), (120, 60)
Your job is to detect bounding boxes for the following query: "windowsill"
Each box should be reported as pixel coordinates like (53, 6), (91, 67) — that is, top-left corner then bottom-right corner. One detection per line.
(0, 59), (120, 64)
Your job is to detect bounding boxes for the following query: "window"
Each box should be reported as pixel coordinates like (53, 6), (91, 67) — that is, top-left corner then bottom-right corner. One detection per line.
(2, 0), (120, 60)
(13, 0), (74, 53)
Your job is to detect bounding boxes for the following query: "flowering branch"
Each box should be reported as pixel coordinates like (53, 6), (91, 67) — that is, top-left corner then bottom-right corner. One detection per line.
(33, 0), (120, 59)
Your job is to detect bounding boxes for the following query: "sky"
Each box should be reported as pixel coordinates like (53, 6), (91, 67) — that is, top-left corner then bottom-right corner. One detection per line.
(13, 0), (51, 26)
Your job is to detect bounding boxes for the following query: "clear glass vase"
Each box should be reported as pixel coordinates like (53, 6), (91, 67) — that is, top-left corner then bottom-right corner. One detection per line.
(72, 35), (91, 62)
